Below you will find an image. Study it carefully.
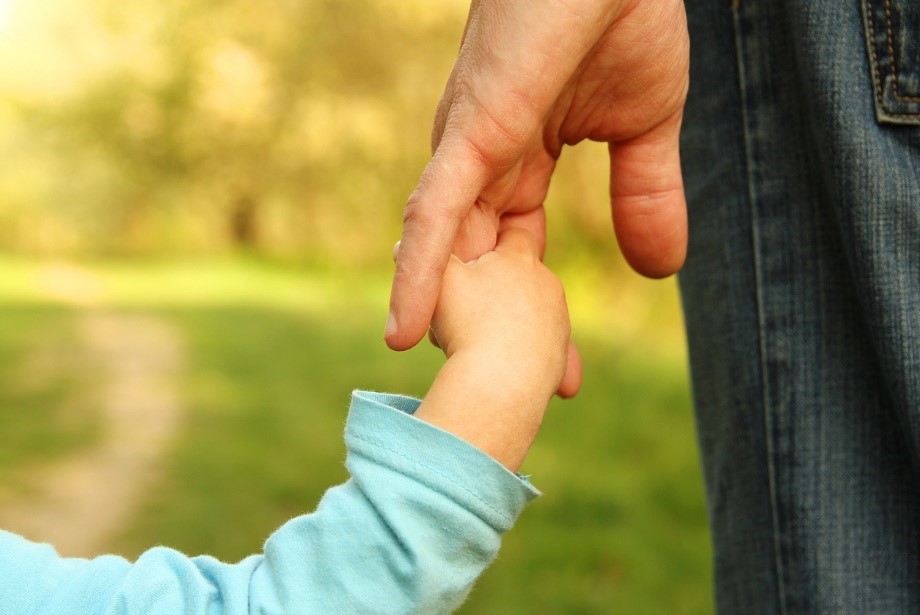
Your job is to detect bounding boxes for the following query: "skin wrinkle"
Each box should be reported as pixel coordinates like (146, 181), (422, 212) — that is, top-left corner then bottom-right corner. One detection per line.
(615, 197), (686, 247)
(609, 148), (682, 187)
(499, 30), (579, 102)
(544, 81), (581, 153)
(449, 94), (525, 171)
(611, 175), (683, 204)
(551, 0), (591, 26)
(614, 189), (686, 213)
(476, 164), (522, 214)
(538, 3), (600, 68)
(455, 203), (500, 259)
(609, 165), (684, 199)
(559, 67), (606, 141)
(602, 74), (685, 138)
(506, 164), (553, 214)
(462, 66), (551, 145)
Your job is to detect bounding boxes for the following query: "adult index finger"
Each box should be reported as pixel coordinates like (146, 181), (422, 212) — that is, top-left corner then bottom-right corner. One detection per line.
(385, 144), (489, 350)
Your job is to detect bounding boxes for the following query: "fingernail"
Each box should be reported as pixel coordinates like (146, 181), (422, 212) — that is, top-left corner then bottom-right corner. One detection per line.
(384, 312), (397, 338)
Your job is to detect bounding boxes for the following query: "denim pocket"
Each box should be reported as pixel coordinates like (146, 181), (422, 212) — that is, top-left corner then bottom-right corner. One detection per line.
(863, 0), (920, 124)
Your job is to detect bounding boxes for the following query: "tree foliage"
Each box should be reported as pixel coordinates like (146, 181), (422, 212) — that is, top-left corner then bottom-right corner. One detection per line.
(0, 0), (622, 266)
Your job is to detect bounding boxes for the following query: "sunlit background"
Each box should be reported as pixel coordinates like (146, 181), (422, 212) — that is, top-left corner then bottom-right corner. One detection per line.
(0, 1), (10, 34)
(0, 0), (711, 612)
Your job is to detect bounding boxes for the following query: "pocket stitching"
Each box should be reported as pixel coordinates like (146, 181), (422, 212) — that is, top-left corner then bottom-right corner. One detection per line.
(866, 0), (920, 118)
(882, 0), (920, 102)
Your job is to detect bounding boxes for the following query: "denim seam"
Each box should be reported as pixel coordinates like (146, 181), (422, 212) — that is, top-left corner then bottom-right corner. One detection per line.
(731, 5), (789, 614)
(882, 0), (920, 102)
(865, 0), (920, 116)
(864, 0), (888, 118)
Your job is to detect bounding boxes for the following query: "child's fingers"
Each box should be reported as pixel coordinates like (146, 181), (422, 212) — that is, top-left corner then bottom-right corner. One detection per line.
(429, 254), (466, 352)
(498, 208), (547, 260)
(495, 227), (540, 260)
(556, 340), (583, 398)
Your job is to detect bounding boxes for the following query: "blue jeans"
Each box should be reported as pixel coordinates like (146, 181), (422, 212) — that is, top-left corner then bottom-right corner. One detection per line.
(679, 1), (920, 612)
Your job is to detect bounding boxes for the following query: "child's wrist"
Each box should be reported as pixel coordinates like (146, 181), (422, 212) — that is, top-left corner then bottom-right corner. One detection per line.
(414, 353), (551, 471)
(443, 345), (561, 403)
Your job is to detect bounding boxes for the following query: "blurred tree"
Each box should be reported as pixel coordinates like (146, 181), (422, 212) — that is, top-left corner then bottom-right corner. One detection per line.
(0, 0), (623, 268)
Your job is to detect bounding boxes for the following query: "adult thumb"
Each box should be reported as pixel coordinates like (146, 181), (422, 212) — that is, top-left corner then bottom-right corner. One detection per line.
(608, 112), (687, 279)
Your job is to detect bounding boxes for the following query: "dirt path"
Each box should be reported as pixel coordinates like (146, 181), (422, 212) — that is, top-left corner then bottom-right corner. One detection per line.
(0, 266), (184, 557)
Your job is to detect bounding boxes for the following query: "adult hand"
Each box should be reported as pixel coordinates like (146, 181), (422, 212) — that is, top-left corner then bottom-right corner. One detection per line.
(387, 0), (690, 396)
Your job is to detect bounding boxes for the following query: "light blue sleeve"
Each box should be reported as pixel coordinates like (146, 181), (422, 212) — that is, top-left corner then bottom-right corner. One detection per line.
(0, 390), (539, 615)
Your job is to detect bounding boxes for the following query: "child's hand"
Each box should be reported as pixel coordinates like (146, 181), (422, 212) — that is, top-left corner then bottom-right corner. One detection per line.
(430, 228), (571, 404)
(410, 228), (575, 471)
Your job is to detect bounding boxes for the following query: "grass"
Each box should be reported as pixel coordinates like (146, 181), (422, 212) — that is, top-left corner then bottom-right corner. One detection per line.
(0, 305), (101, 491)
(0, 256), (712, 614)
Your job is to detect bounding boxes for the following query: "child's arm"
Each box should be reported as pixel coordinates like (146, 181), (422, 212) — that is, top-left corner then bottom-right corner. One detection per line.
(0, 228), (572, 615)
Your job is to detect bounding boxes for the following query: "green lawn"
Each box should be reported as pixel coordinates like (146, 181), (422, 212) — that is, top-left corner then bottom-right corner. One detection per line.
(0, 305), (101, 492)
(0, 257), (712, 614)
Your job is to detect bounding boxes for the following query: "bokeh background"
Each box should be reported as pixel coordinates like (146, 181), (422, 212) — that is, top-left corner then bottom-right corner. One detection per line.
(0, 0), (712, 612)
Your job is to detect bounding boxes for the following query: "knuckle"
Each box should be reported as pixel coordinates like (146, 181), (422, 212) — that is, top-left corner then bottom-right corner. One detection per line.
(402, 194), (445, 230)
(448, 81), (527, 171)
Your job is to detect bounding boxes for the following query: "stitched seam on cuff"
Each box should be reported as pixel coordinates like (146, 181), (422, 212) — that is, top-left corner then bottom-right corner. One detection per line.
(348, 432), (517, 529)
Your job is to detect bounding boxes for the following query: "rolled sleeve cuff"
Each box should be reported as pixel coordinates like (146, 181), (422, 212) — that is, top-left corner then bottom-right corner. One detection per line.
(345, 390), (540, 533)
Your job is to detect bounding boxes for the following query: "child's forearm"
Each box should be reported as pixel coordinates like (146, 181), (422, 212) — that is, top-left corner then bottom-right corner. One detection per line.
(414, 351), (552, 472)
